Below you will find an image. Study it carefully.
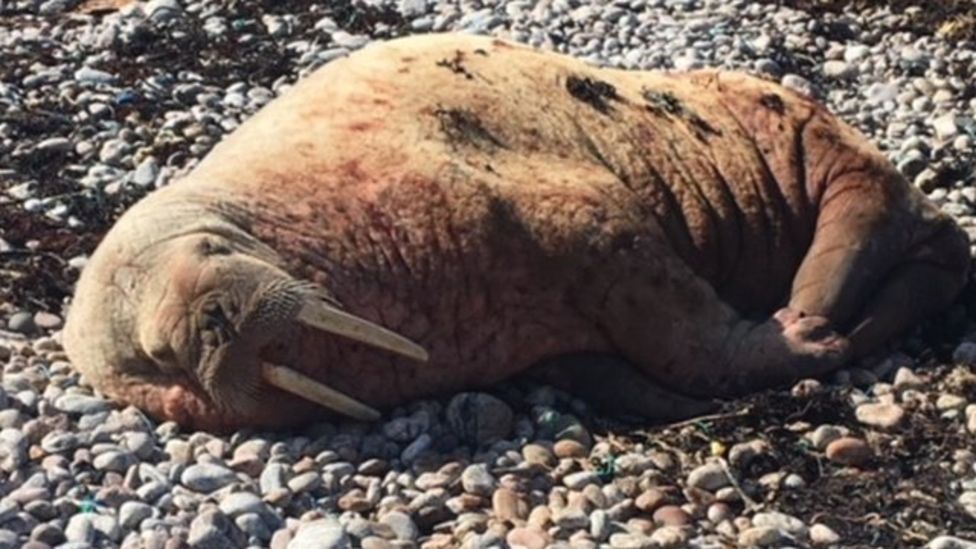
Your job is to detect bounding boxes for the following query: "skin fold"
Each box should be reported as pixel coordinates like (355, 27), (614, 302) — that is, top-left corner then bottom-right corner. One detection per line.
(63, 34), (971, 431)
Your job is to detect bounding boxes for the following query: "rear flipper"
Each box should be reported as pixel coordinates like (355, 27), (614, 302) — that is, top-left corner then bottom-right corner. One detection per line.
(574, 243), (851, 401)
(528, 352), (717, 421)
(788, 167), (970, 358)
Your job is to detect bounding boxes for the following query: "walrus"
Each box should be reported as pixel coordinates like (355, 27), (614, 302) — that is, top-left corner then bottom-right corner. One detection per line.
(62, 34), (970, 431)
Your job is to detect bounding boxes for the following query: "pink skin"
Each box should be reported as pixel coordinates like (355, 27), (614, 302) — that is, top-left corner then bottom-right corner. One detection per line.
(62, 35), (969, 431)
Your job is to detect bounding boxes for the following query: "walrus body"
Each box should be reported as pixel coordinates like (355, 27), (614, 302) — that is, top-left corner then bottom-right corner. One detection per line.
(64, 34), (970, 430)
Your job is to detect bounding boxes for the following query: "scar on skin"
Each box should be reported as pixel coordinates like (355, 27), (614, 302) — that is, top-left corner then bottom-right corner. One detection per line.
(566, 75), (620, 114)
(642, 88), (720, 141)
(760, 93), (786, 114)
(434, 107), (505, 150)
(436, 50), (474, 80)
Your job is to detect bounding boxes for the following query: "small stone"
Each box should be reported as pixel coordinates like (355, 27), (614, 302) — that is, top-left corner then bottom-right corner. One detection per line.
(634, 489), (666, 511)
(729, 439), (771, 469)
(707, 502), (733, 523)
(553, 439), (588, 458)
(506, 526), (548, 549)
(65, 514), (94, 542)
(446, 393), (514, 446)
(823, 60), (854, 79)
(553, 507), (588, 529)
(181, 463), (237, 492)
(825, 437), (873, 466)
(119, 501), (153, 530)
(74, 67), (116, 85)
(893, 367), (925, 389)
(686, 462), (729, 491)
(7, 312), (36, 334)
(652, 505), (690, 526)
(752, 511), (807, 539)
(54, 394), (113, 415)
(738, 526), (784, 546)
(937, 394), (968, 411)
(933, 114), (960, 141)
(379, 511), (418, 541)
(522, 443), (555, 467)
(855, 402), (904, 428)
(810, 523), (841, 545)
(563, 471), (600, 490)
(649, 525), (687, 547)
(492, 487), (525, 521)
(132, 157), (159, 187)
(33, 312), (62, 330)
(966, 405), (976, 434)
(954, 342), (976, 365)
(461, 464), (495, 496)
(927, 536), (976, 549)
(219, 492), (264, 517)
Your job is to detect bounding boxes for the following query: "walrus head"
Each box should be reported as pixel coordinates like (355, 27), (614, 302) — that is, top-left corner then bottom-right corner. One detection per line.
(63, 191), (427, 430)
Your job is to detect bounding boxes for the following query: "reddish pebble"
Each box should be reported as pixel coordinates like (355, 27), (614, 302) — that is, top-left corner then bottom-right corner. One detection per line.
(652, 505), (691, 526)
(825, 437), (873, 466)
(506, 526), (549, 549)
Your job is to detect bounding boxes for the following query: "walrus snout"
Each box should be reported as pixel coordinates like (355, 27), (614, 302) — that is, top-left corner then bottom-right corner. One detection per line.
(65, 224), (428, 428)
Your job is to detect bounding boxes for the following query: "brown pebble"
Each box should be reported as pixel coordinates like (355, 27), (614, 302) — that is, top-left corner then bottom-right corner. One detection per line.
(492, 487), (526, 521)
(506, 526), (549, 549)
(825, 437), (873, 466)
(626, 517), (654, 534)
(553, 439), (587, 459)
(522, 443), (556, 467)
(634, 488), (667, 511)
(527, 505), (551, 528)
(652, 505), (690, 526)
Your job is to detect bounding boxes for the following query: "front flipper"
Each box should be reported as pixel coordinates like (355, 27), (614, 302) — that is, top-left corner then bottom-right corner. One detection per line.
(528, 353), (717, 421)
(574, 243), (851, 400)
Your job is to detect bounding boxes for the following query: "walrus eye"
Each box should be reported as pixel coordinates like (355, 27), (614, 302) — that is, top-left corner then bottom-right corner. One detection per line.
(200, 300), (236, 347)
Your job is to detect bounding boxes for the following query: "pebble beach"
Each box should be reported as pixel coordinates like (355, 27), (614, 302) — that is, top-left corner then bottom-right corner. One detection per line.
(2, 0), (976, 547)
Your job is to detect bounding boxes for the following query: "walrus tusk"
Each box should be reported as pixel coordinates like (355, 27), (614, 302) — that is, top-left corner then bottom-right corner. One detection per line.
(296, 300), (429, 362)
(261, 362), (381, 421)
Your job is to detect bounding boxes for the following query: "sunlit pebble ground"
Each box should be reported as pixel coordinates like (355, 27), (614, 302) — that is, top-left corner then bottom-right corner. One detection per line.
(1, 0), (976, 548)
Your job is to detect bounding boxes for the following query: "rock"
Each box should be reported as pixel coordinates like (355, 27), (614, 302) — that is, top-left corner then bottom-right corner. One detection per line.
(635, 488), (666, 511)
(521, 443), (555, 466)
(966, 405), (976, 434)
(937, 394), (968, 411)
(132, 157), (159, 187)
(65, 514), (94, 543)
(810, 523), (841, 545)
(289, 518), (349, 548)
(553, 439), (587, 458)
(650, 525), (688, 547)
(146, 0), (183, 22)
(686, 462), (729, 491)
(460, 464), (495, 496)
(933, 114), (960, 141)
(379, 511), (417, 541)
(953, 342), (976, 365)
(893, 367), (925, 389)
(855, 402), (904, 429)
(506, 526), (548, 549)
(729, 439), (771, 469)
(181, 463), (237, 492)
(652, 505), (690, 526)
(188, 509), (237, 548)
(752, 511), (807, 539)
(825, 437), (872, 466)
(491, 487), (524, 521)
(738, 526), (785, 546)
(446, 393), (514, 446)
(74, 67), (116, 85)
(823, 60), (854, 79)
(928, 536), (976, 549)
(53, 394), (113, 415)
(562, 471), (600, 490)
(119, 501), (153, 530)
(959, 492), (976, 519)
(782, 74), (814, 97)
(219, 492), (265, 517)
(7, 312), (36, 334)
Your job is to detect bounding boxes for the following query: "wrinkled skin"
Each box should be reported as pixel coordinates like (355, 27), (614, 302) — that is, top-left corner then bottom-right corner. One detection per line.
(63, 34), (970, 431)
